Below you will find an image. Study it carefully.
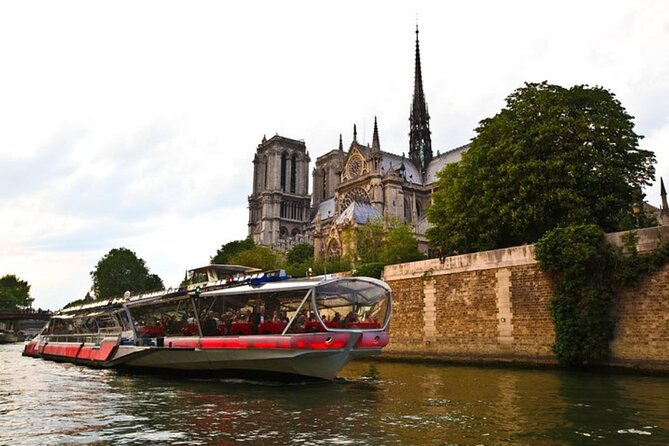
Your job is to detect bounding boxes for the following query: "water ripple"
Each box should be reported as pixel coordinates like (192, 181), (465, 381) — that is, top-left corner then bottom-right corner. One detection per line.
(2, 344), (669, 445)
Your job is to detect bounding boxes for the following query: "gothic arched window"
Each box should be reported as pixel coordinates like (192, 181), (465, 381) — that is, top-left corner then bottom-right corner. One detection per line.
(321, 169), (327, 199)
(280, 152), (287, 191)
(290, 154), (297, 193)
(404, 198), (412, 223)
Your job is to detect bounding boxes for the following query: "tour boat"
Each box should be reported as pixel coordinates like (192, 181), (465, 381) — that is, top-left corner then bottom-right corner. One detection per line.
(23, 265), (392, 380)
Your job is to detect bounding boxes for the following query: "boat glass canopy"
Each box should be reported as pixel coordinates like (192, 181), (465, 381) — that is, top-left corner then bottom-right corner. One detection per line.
(312, 277), (391, 330)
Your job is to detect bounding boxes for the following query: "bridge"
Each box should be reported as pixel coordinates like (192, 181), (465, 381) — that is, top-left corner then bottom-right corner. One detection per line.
(0, 310), (52, 321)
(0, 310), (51, 338)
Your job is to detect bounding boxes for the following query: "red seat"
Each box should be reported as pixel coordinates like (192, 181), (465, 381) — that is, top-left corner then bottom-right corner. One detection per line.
(181, 323), (198, 336)
(230, 322), (251, 335)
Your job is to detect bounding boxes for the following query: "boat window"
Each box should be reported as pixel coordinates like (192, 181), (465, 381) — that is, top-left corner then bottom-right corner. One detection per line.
(128, 298), (199, 338)
(313, 279), (391, 330)
(71, 317), (98, 334)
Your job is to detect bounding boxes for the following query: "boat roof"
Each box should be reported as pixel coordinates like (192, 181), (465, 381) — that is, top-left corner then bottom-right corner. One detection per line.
(189, 264), (262, 275)
(57, 268), (391, 314)
(201, 275), (391, 299)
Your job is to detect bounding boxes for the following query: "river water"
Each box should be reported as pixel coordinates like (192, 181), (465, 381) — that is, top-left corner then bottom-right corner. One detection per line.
(1, 343), (668, 446)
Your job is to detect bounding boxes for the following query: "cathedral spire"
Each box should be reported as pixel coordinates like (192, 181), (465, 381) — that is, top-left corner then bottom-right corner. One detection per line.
(661, 177), (668, 212)
(409, 24), (432, 173)
(338, 133), (343, 151)
(372, 116), (380, 152)
(353, 124), (358, 143)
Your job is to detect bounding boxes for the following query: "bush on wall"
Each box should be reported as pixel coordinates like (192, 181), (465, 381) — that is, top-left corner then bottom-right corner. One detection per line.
(535, 224), (616, 366)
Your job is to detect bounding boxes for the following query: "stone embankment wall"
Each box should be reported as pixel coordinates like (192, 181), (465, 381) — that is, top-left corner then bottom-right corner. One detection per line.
(383, 226), (669, 371)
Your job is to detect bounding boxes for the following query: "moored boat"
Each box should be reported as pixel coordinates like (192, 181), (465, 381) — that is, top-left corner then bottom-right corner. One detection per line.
(0, 329), (19, 344)
(23, 265), (391, 380)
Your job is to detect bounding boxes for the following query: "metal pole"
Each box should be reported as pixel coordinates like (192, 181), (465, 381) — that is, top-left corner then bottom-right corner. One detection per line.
(281, 289), (313, 335)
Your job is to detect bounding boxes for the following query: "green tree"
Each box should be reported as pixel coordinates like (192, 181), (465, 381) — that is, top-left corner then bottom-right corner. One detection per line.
(351, 219), (385, 264)
(0, 274), (33, 310)
(286, 243), (314, 265)
(428, 82), (656, 254)
(229, 246), (280, 271)
(91, 248), (163, 300)
(211, 238), (256, 264)
(379, 223), (425, 265)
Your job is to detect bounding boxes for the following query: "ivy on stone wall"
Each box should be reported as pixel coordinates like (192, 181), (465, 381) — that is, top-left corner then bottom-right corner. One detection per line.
(535, 224), (616, 366)
(536, 225), (669, 367)
(614, 232), (669, 285)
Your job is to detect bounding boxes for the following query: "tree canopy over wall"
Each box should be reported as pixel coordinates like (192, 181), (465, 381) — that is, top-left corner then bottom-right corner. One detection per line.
(428, 82), (656, 254)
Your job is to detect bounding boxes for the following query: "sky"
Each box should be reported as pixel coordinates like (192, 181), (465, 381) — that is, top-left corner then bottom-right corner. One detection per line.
(1, 1), (668, 310)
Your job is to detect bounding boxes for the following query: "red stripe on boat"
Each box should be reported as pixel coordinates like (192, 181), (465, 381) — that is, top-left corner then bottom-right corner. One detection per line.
(196, 333), (350, 350)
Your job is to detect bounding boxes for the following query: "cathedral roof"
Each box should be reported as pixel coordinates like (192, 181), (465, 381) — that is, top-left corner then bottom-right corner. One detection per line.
(381, 152), (422, 185)
(335, 201), (382, 226)
(425, 144), (469, 184)
(312, 197), (336, 222)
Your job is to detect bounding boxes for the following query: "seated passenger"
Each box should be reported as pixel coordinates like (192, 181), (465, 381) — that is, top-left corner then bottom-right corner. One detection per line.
(202, 311), (219, 336)
(344, 311), (358, 327)
(293, 310), (307, 332)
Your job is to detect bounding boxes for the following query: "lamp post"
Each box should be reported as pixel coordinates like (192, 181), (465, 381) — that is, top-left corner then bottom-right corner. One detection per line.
(632, 203), (641, 229)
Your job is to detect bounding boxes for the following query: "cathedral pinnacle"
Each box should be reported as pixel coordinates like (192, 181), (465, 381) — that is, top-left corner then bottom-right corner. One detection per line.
(409, 24), (432, 173)
(372, 116), (380, 152)
(661, 177), (668, 213)
(338, 133), (343, 151)
(353, 124), (358, 143)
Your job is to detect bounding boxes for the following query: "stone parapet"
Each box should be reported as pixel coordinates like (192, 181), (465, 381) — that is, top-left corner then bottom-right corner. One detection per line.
(382, 226), (669, 372)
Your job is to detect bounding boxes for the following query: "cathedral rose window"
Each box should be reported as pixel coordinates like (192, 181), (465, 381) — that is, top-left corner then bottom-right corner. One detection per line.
(348, 157), (362, 178)
(339, 187), (370, 214)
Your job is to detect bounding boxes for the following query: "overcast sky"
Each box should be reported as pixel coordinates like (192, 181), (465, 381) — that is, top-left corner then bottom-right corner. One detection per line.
(1, 1), (667, 310)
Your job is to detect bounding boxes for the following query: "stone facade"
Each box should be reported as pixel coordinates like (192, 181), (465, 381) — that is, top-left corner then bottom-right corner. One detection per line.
(248, 29), (468, 256)
(247, 135), (311, 251)
(383, 226), (669, 371)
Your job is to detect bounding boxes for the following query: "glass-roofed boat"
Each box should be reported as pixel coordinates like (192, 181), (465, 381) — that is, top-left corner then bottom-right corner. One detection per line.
(23, 265), (392, 380)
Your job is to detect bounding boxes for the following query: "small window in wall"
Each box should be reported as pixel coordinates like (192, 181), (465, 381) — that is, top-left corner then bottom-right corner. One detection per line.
(280, 226), (289, 239)
(416, 201), (422, 218)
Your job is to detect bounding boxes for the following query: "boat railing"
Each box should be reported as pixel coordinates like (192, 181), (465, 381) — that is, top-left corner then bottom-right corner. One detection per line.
(41, 331), (119, 345)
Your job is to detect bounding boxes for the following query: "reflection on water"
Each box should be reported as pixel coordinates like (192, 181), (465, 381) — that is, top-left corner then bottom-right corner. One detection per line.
(2, 343), (669, 445)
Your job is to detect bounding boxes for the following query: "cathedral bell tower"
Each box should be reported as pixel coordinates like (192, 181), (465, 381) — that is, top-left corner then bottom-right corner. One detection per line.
(248, 135), (311, 251)
(409, 25), (433, 175)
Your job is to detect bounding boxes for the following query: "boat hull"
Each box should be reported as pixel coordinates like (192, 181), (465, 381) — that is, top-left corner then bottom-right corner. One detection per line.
(23, 331), (388, 380)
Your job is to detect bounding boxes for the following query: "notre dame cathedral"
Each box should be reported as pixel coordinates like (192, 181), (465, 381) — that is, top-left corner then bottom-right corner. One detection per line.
(247, 28), (468, 259)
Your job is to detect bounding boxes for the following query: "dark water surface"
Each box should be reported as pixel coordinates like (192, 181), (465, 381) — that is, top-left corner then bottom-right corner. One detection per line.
(1, 343), (668, 445)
